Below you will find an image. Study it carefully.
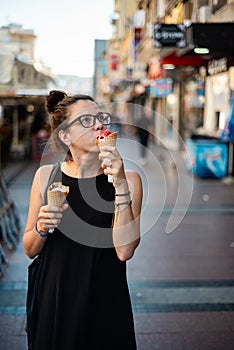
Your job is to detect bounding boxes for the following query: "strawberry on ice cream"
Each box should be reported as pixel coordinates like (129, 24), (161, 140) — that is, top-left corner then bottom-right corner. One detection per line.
(96, 129), (118, 147)
(96, 130), (118, 183)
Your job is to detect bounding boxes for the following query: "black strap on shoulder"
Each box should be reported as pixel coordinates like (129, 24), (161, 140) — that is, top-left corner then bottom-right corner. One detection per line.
(43, 162), (61, 204)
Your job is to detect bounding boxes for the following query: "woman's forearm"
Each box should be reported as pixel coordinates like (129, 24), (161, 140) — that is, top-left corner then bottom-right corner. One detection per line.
(23, 226), (48, 259)
(112, 203), (140, 261)
(112, 180), (141, 261)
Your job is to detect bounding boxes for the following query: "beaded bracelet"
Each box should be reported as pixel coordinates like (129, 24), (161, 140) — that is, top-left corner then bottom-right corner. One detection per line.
(114, 200), (132, 208)
(34, 223), (49, 238)
(115, 191), (131, 197)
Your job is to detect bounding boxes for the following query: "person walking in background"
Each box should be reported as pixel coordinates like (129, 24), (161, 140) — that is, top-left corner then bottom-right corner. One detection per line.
(128, 83), (153, 165)
(23, 90), (142, 350)
(135, 110), (153, 165)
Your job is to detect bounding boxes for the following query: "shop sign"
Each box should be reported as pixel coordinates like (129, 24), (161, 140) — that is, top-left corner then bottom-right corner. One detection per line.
(153, 24), (186, 48)
(150, 78), (173, 97)
(208, 57), (228, 75)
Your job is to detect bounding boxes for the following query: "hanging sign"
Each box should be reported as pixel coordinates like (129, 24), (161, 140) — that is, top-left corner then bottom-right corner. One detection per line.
(208, 57), (228, 75)
(153, 24), (186, 48)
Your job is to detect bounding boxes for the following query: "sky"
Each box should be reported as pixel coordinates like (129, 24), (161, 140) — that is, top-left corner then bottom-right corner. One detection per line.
(0, 0), (114, 77)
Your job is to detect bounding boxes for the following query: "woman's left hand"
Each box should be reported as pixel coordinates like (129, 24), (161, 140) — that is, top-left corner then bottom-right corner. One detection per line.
(99, 145), (126, 187)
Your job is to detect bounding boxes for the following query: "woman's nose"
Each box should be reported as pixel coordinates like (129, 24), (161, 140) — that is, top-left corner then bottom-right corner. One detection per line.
(94, 120), (105, 130)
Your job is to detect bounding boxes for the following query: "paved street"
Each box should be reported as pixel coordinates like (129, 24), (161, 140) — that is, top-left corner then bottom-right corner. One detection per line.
(1, 139), (234, 350)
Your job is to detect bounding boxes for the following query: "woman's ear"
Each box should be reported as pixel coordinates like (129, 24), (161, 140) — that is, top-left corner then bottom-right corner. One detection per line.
(58, 130), (72, 147)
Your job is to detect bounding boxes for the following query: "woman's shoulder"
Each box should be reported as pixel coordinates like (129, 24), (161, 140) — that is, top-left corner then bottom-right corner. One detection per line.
(33, 164), (58, 195)
(35, 163), (55, 178)
(28, 164), (56, 204)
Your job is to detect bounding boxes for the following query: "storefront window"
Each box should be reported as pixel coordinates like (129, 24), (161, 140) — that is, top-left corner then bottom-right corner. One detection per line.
(183, 78), (205, 137)
(204, 72), (229, 132)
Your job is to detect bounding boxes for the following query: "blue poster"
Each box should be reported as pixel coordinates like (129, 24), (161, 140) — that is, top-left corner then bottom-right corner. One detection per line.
(185, 139), (228, 178)
(150, 78), (173, 97)
(221, 93), (234, 142)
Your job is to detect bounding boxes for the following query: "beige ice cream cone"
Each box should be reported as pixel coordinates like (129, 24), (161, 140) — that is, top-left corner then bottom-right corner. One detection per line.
(97, 131), (118, 147)
(47, 182), (69, 206)
(97, 131), (118, 183)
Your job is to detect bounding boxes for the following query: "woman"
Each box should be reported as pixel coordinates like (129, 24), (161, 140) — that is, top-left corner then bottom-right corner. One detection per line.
(23, 90), (142, 350)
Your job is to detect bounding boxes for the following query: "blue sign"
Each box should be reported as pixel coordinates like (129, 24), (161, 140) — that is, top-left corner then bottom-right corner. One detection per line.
(185, 139), (228, 178)
(150, 78), (173, 97)
(221, 93), (234, 142)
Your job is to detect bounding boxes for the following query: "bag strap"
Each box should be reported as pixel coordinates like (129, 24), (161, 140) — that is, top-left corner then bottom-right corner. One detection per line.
(43, 162), (61, 204)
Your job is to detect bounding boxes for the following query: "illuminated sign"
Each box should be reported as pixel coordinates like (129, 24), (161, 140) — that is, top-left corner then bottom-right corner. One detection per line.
(153, 24), (186, 48)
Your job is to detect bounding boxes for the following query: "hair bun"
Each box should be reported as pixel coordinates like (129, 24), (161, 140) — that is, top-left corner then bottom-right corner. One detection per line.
(46, 90), (67, 113)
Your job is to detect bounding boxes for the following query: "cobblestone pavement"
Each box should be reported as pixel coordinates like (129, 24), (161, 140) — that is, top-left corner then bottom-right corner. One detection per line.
(1, 140), (234, 350)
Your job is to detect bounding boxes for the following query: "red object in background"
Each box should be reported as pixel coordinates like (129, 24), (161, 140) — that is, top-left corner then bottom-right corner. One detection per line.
(134, 27), (143, 43)
(148, 58), (162, 79)
(32, 129), (50, 161)
(110, 54), (119, 70)
(161, 51), (208, 67)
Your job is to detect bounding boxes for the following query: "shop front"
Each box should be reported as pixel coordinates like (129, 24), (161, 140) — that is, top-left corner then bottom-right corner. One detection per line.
(203, 61), (231, 134)
(178, 23), (234, 135)
(0, 94), (49, 166)
(156, 23), (234, 156)
(155, 50), (208, 150)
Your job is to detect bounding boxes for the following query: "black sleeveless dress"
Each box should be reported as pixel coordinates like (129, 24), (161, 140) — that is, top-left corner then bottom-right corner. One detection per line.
(32, 171), (137, 350)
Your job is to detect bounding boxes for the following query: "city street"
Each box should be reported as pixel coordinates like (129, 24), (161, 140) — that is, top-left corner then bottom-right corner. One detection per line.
(1, 139), (234, 350)
(1, 1), (234, 349)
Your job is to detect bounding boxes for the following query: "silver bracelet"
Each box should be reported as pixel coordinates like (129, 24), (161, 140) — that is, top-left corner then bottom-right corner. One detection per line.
(114, 200), (132, 208)
(115, 191), (131, 197)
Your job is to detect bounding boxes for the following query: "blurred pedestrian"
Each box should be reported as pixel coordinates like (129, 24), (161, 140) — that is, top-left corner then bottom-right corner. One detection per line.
(23, 90), (142, 350)
(135, 111), (153, 166)
(128, 83), (153, 165)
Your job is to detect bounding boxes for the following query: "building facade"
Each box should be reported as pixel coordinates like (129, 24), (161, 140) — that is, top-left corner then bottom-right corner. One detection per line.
(0, 24), (55, 164)
(101, 0), (234, 150)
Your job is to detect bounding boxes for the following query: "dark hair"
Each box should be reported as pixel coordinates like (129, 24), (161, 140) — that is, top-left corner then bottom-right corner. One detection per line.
(46, 90), (96, 160)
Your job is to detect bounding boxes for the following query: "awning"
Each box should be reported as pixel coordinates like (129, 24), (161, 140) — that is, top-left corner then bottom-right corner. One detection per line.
(161, 51), (208, 67)
(184, 23), (234, 58)
(160, 23), (234, 67)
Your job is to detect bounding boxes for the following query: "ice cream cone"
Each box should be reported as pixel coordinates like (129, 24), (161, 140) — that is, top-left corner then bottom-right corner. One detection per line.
(97, 131), (118, 147)
(97, 130), (118, 183)
(47, 182), (69, 207)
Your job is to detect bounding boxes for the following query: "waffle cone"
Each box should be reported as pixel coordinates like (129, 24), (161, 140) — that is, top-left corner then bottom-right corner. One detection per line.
(47, 182), (69, 206)
(97, 131), (118, 147)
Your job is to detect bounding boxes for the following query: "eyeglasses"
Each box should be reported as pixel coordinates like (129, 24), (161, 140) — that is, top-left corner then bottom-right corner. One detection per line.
(63, 112), (112, 129)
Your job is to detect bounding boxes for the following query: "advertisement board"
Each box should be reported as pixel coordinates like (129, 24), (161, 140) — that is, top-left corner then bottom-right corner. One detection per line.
(150, 78), (173, 97)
